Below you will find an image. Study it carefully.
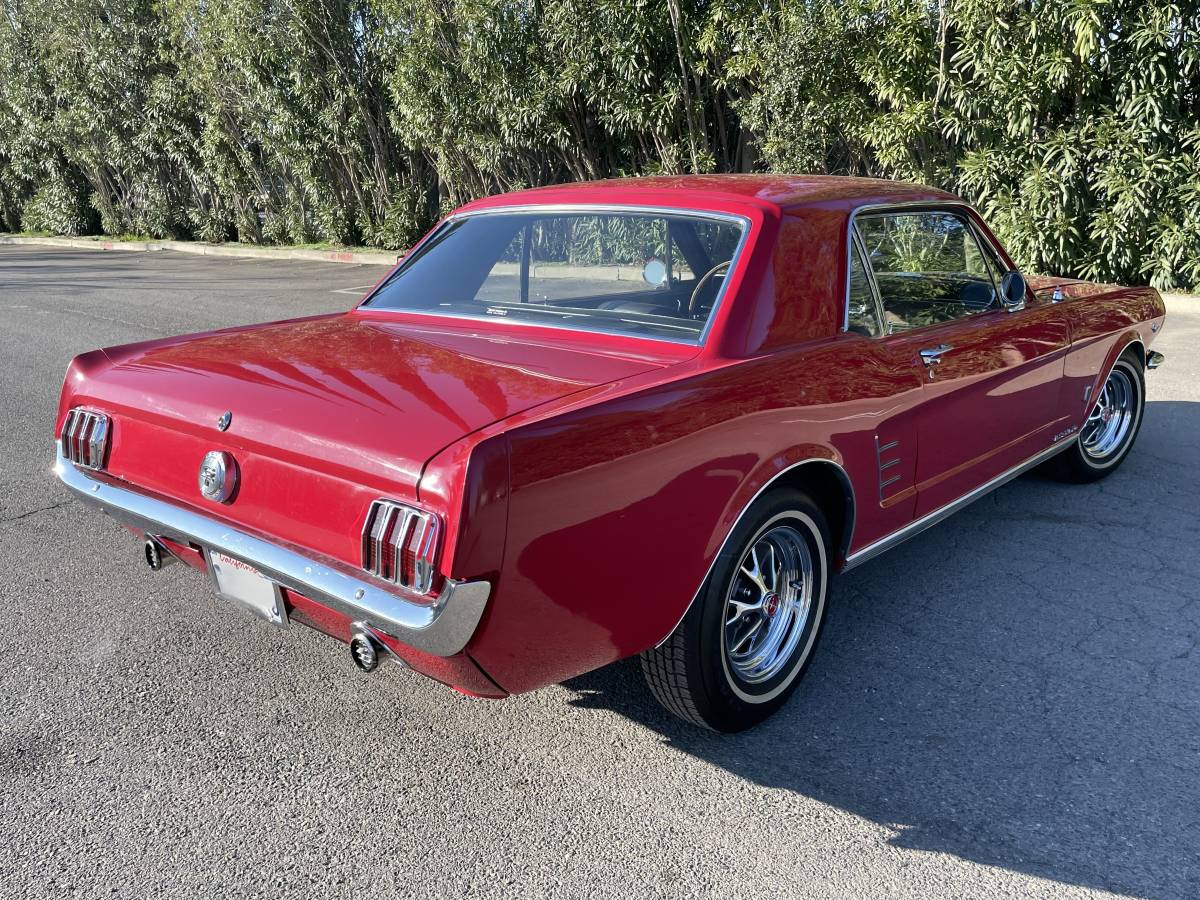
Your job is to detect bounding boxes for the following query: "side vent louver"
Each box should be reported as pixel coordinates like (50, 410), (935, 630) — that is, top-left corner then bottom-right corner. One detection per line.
(361, 500), (440, 596)
(60, 409), (110, 470)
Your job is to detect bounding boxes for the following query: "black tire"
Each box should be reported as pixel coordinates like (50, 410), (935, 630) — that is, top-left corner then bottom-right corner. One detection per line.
(1050, 350), (1145, 484)
(640, 488), (831, 732)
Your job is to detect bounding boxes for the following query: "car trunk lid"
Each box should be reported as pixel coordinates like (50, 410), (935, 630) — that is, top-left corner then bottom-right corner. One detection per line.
(66, 313), (675, 568)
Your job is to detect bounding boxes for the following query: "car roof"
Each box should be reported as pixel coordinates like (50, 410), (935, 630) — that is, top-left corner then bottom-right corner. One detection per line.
(457, 174), (959, 215)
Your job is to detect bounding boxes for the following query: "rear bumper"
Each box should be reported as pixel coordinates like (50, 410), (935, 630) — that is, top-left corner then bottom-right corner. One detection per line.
(53, 446), (490, 656)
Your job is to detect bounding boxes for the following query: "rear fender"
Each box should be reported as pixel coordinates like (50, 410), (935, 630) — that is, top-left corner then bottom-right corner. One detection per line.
(652, 446), (853, 649)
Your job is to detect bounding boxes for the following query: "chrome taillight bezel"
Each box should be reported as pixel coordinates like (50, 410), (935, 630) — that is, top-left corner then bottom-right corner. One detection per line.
(60, 408), (110, 470)
(361, 499), (441, 596)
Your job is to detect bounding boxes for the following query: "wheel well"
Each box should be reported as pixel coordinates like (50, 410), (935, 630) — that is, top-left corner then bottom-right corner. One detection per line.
(775, 460), (855, 565)
(1119, 338), (1146, 369)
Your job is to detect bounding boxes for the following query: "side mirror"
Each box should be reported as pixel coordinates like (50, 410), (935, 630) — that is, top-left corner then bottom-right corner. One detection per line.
(1000, 271), (1026, 312)
(641, 258), (668, 289)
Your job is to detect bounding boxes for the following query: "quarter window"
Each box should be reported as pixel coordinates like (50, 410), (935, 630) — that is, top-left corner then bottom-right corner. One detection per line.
(847, 239), (883, 337)
(855, 211), (999, 332)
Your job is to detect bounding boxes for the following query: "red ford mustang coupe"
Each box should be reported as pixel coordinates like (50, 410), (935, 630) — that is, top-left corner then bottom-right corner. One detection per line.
(55, 176), (1166, 731)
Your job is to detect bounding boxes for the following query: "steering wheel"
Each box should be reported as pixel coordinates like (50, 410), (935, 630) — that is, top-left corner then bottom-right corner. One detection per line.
(688, 260), (731, 316)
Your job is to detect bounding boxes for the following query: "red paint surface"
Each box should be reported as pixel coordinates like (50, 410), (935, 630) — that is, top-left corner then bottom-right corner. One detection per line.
(57, 176), (1166, 697)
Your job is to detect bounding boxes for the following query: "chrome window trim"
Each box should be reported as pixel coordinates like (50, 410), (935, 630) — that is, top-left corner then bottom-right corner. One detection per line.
(360, 203), (753, 348)
(53, 445), (489, 656)
(654, 457), (856, 649)
(846, 226), (886, 336)
(843, 200), (1020, 335)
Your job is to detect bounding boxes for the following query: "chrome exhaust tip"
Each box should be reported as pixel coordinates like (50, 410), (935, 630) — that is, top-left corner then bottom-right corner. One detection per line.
(349, 632), (380, 672)
(144, 537), (174, 571)
(349, 622), (407, 673)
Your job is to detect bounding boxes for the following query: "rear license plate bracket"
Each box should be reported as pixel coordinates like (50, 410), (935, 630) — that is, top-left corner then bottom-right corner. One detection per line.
(205, 549), (287, 627)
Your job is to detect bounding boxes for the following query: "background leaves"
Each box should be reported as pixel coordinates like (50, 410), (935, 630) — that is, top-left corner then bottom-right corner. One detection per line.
(0, 0), (1196, 288)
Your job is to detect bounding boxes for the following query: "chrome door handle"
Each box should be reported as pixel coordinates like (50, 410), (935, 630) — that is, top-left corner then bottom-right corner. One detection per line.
(919, 344), (952, 366)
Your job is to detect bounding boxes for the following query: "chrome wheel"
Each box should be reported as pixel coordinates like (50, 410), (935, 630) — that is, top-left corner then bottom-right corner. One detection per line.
(723, 522), (814, 684)
(1081, 367), (1137, 459)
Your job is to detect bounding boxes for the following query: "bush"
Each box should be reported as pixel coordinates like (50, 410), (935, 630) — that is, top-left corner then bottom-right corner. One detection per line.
(20, 175), (96, 236)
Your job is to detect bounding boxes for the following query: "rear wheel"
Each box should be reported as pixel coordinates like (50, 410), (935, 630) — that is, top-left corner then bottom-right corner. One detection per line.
(1051, 351), (1145, 483)
(640, 488), (830, 732)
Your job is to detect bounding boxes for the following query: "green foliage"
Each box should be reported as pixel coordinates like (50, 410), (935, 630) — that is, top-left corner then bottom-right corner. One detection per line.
(19, 173), (97, 235)
(0, 0), (1196, 287)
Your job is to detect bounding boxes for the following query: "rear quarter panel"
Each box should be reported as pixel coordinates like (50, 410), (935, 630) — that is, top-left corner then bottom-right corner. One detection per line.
(463, 337), (924, 694)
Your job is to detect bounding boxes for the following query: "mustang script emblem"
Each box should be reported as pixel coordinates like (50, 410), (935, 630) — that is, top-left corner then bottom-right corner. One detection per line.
(198, 450), (237, 503)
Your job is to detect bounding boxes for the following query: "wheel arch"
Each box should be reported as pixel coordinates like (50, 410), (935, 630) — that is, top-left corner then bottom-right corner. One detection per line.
(1084, 333), (1146, 424)
(653, 451), (856, 649)
(772, 459), (855, 564)
(1117, 334), (1147, 368)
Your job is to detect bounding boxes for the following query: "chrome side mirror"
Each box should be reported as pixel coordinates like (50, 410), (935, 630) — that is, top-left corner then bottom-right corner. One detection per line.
(1000, 271), (1026, 312)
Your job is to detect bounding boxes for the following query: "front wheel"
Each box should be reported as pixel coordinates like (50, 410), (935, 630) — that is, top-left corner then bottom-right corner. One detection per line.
(640, 488), (831, 732)
(1051, 352), (1145, 483)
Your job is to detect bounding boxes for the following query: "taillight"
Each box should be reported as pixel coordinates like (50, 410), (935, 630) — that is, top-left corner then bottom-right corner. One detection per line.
(361, 500), (440, 595)
(60, 408), (110, 470)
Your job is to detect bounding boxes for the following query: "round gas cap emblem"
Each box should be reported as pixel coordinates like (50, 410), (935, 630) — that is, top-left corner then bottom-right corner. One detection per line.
(216, 411), (232, 432)
(198, 450), (237, 503)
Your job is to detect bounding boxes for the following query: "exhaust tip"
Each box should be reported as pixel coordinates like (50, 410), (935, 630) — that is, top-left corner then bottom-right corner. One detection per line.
(144, 538), (174, 571)
(349, 633), (380, 672)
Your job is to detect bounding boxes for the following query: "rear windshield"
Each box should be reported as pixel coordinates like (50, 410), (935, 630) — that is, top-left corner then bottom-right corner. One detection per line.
(361, 210), (747, 342)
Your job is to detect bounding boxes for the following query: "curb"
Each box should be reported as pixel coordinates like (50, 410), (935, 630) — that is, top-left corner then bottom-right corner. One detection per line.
(0, 234), (401, 267)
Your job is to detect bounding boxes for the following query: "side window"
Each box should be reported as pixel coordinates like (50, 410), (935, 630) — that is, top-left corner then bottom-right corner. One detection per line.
(857, 211), (999, 332)
(847, 237), (882, 337)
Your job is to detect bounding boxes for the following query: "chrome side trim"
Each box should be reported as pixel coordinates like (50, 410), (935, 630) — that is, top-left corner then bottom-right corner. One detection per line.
(53, 446), (490, 656)
(654, 457), (856, 649)
(874, 435), (902, 502)
(359, 203), (753, 349)
(842, 441), (1070, 571)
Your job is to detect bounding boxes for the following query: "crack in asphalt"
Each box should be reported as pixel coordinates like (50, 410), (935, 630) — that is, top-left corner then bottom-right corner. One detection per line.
(0, 500), (73, 525)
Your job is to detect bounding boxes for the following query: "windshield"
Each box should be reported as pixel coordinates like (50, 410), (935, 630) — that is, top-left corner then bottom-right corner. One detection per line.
(361, 209), (747, 342)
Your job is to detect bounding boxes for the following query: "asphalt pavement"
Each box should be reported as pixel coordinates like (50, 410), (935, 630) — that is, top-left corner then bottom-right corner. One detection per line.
(1, 247), (1197, 899)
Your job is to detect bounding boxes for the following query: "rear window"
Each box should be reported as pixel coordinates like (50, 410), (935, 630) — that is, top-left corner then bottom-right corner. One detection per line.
(361, 210), (747, 343)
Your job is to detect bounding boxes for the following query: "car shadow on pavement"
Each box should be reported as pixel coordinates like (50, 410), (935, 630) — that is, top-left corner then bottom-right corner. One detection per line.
(563, 400), (1200, 898)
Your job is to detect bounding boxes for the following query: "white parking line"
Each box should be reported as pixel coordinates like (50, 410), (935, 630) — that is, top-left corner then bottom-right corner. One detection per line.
(331, 284), (377, 295)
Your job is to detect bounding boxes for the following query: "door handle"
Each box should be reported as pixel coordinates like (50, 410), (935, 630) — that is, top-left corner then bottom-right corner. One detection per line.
(919, 344), (952, 366)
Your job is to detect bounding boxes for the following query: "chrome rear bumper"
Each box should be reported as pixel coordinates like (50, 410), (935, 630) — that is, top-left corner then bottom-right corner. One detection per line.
(53, 446), (490, 656)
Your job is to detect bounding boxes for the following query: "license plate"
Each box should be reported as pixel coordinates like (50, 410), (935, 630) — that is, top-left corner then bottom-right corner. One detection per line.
(207, 550), (287, 626)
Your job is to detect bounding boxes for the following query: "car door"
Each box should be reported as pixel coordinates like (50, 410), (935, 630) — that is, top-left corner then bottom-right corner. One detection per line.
(854, 207), (1071, 517)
